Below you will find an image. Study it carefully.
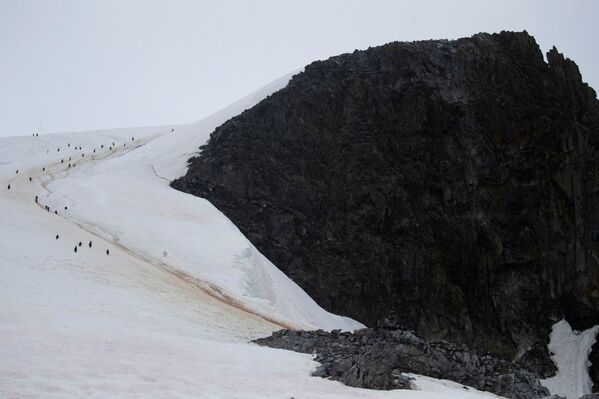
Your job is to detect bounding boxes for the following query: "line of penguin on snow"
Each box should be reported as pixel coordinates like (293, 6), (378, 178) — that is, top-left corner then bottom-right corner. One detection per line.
(7, 136), (136, 191)
(6, 135), (146, 255)
(7, 128), (176, 192)
(53, 235), (109, 255)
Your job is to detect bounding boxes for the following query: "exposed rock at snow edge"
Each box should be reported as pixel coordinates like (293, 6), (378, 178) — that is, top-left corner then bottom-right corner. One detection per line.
(255, 327), (550, 399)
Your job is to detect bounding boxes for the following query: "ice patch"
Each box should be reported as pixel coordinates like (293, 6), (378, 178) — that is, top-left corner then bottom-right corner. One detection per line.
(541, 319), (599, 399)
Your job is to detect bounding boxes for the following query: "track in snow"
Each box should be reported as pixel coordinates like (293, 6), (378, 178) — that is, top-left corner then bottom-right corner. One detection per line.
(24, 136), (292, 331)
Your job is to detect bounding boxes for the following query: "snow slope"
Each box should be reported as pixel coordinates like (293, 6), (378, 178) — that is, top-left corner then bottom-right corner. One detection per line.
(1, 71), (505, 398)
(541, 319), (599, 399)
(42, 70), (363, 332)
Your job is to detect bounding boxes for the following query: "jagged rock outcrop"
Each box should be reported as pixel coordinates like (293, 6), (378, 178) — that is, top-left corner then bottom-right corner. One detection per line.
(255, 328), (550, 399)
(172, 31), (599, 383)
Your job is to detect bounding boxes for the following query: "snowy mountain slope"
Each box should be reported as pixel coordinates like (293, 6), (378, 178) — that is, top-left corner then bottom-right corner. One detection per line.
(1, 72), (506, 398)
(38, 70), (362, 332)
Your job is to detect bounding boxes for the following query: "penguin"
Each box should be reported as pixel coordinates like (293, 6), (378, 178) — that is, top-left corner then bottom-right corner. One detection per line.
(68, 143), (70, 147)
(131, 137), (134, 141)
(56, 235), (59, 240)
(61, 159), (64, 163)
(82, 154), (84, 157)
(101, 145), (104, 148)
(88, 241), (92, 248)
(7, 184), (10, 190)
(78, 242), (82, 247)
(106, 249), (109, 255)
(54, 210), (57, 215)
(16, 169), (18, 174)
(64, 206), (68, 210)
(74, 246), (77, 253)
(42, 167), (45, 171)
(35, 195), (38, 203)
(29, 177), (32, 182)
(93, 149), (96, 153)
(57, 148), (60, 152)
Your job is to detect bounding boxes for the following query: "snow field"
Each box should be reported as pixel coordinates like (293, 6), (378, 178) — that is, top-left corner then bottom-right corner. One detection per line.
(1, 71), (508, 398)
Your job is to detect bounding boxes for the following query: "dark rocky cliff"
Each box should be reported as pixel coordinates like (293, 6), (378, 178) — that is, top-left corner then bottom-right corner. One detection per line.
(172, 31), (599, 381)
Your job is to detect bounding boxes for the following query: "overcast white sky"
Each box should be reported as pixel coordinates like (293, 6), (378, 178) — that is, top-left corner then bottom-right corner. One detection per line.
(1, 0), (598, 137)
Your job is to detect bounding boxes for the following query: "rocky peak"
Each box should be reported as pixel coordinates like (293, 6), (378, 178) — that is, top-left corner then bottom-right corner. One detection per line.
(172, 31), (599, 386)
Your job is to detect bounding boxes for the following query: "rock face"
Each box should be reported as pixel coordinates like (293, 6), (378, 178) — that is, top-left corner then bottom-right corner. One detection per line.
(172, 31), (599, 382)
(255, 328), (550, 399)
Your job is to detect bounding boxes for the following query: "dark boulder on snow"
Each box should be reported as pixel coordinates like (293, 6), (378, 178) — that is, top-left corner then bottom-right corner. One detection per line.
(255, 327), (550, 399)
(172, 31), (599, 384)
